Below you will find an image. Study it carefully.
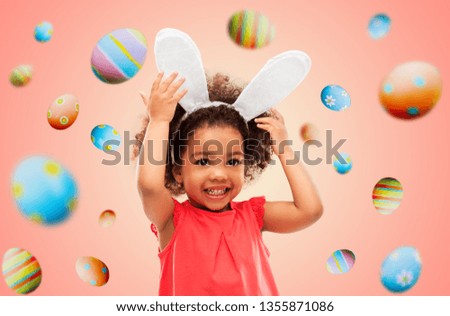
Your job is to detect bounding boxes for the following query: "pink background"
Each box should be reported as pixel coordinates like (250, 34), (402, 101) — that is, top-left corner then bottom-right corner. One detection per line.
(1, 0), (449, 295)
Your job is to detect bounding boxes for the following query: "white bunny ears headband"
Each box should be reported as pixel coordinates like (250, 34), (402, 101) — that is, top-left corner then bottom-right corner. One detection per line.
(154, 28), (311, 122)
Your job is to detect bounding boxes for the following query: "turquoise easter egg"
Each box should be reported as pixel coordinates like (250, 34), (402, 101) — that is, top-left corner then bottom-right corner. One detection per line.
(326, 249), (355, 274)
(321, 85), (351, 111)
(380, 246), (422, 293)
(333, 153), (352, 174)
(90, 124), (121, 152)
(34, 21), (53, 42)
(368, 14), (391, 39)
(91, 28), (147, 84)
(12, 156), (78, 225)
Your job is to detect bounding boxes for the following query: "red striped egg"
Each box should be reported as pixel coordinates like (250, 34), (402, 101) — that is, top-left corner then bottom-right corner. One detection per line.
(2, 248), (42, 294)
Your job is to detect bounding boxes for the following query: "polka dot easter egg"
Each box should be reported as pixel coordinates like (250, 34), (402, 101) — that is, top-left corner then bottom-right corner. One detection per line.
(333, 153), (352, 174)
(381, 246), (422, 293)
(321, 85), (351, 111)
(91, 124), (121, 152)
(76, 257), (109, 286)
(379, 61), (442, 119)
(91, 28), (147, 84)
(9, 65), (33, 87)
(47, 94), (79, 130)
(99, 210), (116, 228)
(34, 21), (53, 42)
(12, 156), (78, 225)
(2, 248), (42, 294)
(368, 14), (391, 39)
(228, 10), (275, 49)
(326, 249), (355, 274)
(372, 177), (403, 215)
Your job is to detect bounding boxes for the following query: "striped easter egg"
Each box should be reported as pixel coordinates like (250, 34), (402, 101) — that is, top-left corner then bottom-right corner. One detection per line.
(228, 10), (275, 49)
(91, 28), (147, 84)
(2, 248), (42, 294)
(372, 177), (403, 215)
(9, 65), (33, 87)
(326, 249), (355, 274)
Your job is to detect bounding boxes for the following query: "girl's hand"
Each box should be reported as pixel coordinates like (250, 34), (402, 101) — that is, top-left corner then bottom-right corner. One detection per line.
(255, 108), (290, 156)
(140, 72), (188, 123)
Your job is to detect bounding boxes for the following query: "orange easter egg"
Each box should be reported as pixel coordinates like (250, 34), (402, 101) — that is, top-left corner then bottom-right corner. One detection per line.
(75, 256), (109, 286)
(99, 210), (116, 228)
(300, 123), (319, 142)
(47, 94), (79, 130)
(379, 62), (442, 119)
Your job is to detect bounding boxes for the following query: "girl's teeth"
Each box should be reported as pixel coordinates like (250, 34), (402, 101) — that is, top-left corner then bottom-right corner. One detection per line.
(206, 189), (227, 195)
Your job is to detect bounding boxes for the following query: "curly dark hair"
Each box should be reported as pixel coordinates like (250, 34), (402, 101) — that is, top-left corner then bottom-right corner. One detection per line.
(134, 73), (274, 195)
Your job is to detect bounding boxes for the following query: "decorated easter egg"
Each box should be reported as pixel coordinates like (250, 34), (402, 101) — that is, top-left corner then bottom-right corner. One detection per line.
(9, 65), (33, 87)
(368, 14), (391, 39)
(381, 246), (422, 293)
(326, 249), (355, 274)
(91, 28), (147, 84)
(321, 85), (351, 111)
(34, 21), (53, 42)
(12, 156), (78, 225)
(2, 248), (42, 294)
(300, 123), (319, 142)
(47, 94), (79, 130)
(228, 10), (275, 49)
(333, 153), (352, 174)
(99, 210), (116, 228)
(372, 177), (403, 215)
(91, 124), (121, 152)
(76, 256), (109, 286)
(379, 62), (442, 119)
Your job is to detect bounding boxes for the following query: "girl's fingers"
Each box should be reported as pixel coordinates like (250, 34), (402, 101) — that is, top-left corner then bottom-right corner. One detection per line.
(255, 117), (277, 125)
(150, 72), (164, 94)
(173, 88), (188, 102)
(167, 77), (186, 95)
(256, 123), (272, 131)
(271, 108), (285, 123)
(139, 91), (147, 105)
(159, 72), (179, 92)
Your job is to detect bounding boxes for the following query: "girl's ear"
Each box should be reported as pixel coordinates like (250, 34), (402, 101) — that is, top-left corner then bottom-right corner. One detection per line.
(172, 165), (183, 184)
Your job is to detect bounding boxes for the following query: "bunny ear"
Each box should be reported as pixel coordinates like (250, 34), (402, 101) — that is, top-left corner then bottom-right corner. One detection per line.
(233, 51), (311, 121)
(154, 28), (210, 113)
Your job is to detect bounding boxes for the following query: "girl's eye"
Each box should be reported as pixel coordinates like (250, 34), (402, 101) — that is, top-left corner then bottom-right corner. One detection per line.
(227, 159), (242, 166)
(195, 158), (209, 166)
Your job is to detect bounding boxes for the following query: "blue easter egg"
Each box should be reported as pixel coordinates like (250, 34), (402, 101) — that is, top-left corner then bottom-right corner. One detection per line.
(91, 124), (121, 152)
(333, 153), (352, 174)
(34, 22), (53, 42)
(380, 246), (422, 293)
(12, 156), (78, 225)
(321, 85), (351, 111)
(368, 14), (391, 39)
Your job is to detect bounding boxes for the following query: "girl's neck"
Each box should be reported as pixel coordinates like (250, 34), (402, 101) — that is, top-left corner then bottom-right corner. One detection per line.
(187, 197), (232, 213)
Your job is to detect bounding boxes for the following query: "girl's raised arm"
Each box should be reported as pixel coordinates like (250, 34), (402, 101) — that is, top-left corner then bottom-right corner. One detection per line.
(137, 72), (187, 233)
(255, 108), (323, 233)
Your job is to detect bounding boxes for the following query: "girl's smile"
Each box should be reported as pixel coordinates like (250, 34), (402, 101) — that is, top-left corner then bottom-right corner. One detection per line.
(173, 125), (245, 212)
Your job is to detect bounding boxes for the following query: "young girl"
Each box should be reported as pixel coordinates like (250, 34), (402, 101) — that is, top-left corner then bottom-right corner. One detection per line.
(135, 29), (323, 296)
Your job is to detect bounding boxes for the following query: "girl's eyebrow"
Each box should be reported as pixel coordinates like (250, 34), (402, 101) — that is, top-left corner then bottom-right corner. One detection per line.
(190, 151), (244, 158)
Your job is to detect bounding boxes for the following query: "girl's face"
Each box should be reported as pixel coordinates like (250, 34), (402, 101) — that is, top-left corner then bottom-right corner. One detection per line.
(174, 125), (245, 212)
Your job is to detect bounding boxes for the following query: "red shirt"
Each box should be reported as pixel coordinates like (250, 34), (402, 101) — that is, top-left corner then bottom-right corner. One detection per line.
(154, 196), (279, 296)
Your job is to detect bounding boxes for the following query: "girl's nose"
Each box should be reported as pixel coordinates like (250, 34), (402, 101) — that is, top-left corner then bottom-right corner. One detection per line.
(209, 164), (228, 181)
